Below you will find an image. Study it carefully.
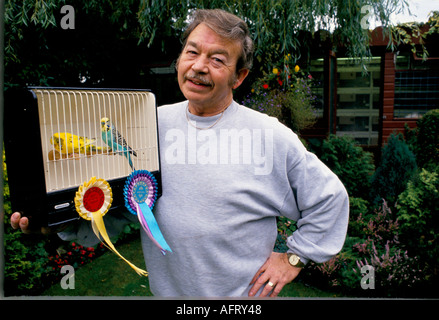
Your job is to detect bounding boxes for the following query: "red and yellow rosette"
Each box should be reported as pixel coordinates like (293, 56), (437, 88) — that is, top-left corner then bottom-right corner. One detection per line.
(74, 177), (148, 276)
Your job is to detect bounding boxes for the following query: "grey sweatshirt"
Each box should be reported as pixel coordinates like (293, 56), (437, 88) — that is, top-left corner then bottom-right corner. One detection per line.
(60, 100), (349, 297)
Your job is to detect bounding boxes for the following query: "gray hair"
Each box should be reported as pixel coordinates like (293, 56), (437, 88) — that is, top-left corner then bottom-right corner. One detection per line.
(181, 9), (254, 71)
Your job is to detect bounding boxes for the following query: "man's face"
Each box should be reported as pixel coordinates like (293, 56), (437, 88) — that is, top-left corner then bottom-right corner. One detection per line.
(177, 23), (248, 114)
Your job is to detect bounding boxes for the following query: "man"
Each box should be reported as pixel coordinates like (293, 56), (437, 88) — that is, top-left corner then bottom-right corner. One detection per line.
(11, 9), (349, 297)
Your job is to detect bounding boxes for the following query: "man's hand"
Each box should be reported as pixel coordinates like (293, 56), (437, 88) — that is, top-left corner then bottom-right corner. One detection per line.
(10, 212), (58, 235)
(248, 252), (302, 297)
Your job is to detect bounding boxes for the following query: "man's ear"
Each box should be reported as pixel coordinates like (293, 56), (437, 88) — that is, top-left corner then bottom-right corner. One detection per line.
(232, 68), (250, 90)
(175, 55), (181, 72)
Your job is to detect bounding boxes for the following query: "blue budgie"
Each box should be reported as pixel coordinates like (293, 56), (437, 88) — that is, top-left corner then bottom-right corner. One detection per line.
(100, 117), (137, 170)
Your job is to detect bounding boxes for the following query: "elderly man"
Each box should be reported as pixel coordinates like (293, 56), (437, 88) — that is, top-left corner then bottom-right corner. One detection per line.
(11, 9), (349, 297)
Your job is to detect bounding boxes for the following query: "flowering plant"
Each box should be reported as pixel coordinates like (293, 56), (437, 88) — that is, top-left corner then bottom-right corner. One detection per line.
(254, 54), (306, 91)
(243, 54), (317, 133)
(303, 200), (426, 296)
(47, 242), (106, 271)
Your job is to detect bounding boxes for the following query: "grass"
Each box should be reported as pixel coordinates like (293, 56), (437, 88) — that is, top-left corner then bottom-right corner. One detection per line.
(43, 237), (341, 297)
(43, 237), (153, 296)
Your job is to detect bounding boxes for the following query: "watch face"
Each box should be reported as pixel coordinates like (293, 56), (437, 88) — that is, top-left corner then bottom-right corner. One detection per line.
(289, 255), (299, 265)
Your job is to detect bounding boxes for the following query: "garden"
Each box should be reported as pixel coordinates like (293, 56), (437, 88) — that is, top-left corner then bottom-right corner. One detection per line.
(246, 56), (439, 298)
(2, 0), (439, 298)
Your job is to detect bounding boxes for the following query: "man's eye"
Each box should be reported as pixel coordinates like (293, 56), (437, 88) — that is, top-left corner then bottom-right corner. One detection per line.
(212, 57), (224, 65)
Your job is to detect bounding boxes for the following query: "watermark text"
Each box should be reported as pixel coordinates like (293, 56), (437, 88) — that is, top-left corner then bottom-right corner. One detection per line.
(60, 5), (75, 30)
(60, 265), (75, 289)
(164, 124), (274, 175)
(360, 265), (375, 290)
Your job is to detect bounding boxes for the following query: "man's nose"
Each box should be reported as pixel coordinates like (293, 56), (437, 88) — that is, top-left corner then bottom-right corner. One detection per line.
(191, 56), (209, 74)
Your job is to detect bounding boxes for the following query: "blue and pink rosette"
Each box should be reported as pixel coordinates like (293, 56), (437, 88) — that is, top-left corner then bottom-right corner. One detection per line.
(124, 170), (172, 255)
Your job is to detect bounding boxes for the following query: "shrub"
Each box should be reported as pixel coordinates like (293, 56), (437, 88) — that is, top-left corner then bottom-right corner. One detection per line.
(370, 133), (417, 206)
(354, 201), (399, 245)
(3, 150), (50, 295)
(396, 167), (439, 275)
(416, 109), (439, 169)
(349, 197), (369, 219)
(3, 230), (49, 295)
(347, 197), (370, 237)
(304, 201), (427, 297)
(403, 123), (418, 154)
(317, 135), (375, 197)
(353, 243), (424, 296)
(349, 201), (427, 296)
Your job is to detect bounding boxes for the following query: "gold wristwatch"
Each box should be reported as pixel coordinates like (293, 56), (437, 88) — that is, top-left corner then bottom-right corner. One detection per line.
(287, 253), (306, 268)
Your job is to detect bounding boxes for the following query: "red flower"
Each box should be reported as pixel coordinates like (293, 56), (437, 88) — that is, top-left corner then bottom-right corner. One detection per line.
(308, 74), (313, 79)
(262, 83), (269, 89)
(278, 79), (283, 86)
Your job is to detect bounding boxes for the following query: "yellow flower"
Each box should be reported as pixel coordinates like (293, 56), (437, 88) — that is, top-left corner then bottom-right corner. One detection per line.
(294, 65), (300, 72)
(251, 88), (255, 93)
(272, 68), (279, 74)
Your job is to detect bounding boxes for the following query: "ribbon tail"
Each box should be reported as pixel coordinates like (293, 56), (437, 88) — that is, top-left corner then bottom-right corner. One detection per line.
(90, 211), (148, 276)
(136, 202), (172, 254)
(136, 205), (164, 252)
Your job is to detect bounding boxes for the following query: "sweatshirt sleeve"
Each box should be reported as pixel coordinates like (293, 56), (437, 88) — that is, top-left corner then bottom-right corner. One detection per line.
(280, 144), (349, 265)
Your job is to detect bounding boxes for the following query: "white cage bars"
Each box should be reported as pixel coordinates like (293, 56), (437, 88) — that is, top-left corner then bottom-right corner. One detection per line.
(33, 89), (160, 193)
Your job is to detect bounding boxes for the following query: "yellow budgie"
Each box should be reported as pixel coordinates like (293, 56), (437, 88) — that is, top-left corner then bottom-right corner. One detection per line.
(50, 132), (110, 156)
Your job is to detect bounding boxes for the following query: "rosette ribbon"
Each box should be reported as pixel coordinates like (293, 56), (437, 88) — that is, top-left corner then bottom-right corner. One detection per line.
(74, 176), (148, 276)
(124, 170), (172, 255)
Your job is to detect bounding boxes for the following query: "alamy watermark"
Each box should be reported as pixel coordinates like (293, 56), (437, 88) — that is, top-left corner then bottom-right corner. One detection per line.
(361, 5), (374, 30)
(164, 123), (274, 175)
(60, 265), (75, 290)
(60, 5), (75, 30)
(360, 265), (375, 290)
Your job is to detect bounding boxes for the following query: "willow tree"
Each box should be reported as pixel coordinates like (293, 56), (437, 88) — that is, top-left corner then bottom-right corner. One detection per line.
(135, 0), (412, 64)
(5, 0), (430, 87)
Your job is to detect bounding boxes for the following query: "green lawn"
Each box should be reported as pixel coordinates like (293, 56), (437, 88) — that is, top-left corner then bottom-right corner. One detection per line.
(43, 237), (341, 297)
(43, 238), (153, 296)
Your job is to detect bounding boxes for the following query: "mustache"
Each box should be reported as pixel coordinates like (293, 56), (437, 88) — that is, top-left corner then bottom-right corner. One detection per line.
(184, 73), (214, 87)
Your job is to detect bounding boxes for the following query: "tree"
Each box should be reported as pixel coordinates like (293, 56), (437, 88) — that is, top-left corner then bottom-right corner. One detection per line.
(4, 0), (177, 89)
(5, 0), (420, 89)
(370, 133), (417, 207)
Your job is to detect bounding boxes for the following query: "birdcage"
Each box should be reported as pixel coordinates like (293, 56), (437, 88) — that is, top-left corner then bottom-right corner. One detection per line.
(4, 87), (161, 227)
